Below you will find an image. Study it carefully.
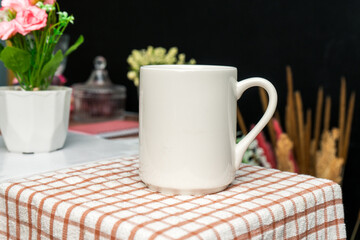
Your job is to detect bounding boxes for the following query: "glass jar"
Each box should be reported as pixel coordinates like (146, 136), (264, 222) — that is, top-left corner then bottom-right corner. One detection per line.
(72, 56), (126, 122)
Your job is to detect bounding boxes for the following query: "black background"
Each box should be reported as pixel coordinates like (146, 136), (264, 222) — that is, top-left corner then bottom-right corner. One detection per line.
(60, 0), (359, 235)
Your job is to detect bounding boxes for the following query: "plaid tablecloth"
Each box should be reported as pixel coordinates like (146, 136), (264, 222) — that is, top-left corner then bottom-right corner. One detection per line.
(0, 156), (346, 239)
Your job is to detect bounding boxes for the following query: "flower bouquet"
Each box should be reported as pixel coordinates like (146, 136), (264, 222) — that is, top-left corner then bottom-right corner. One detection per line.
(0, 0), (83, 90)
(127, 46), (196, 87)
(0, 0), (83, 153)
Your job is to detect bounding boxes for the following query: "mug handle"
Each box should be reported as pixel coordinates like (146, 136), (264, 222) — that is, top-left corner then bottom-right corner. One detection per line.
(234, 77), (278, 170)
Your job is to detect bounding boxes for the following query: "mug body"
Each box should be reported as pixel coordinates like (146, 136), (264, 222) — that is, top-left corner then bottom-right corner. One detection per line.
(139, 65), (238, 195)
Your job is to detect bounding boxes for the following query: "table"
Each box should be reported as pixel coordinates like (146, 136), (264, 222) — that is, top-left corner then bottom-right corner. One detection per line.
(0, 156), (346, 239)
(0, 133), (139, 182)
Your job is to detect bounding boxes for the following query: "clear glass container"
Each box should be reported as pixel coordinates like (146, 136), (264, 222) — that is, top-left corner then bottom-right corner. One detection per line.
(72, 56), (126, 122)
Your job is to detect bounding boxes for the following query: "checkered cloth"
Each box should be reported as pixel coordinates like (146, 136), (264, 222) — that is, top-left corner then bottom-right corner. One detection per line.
(0, 156), (346, 239)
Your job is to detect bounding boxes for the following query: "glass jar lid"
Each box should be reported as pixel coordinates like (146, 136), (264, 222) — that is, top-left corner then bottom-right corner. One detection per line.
(73, 56), (126, 96)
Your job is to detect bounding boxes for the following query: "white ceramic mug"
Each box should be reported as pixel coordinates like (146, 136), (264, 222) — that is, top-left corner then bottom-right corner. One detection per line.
(139, 65), (277, 195)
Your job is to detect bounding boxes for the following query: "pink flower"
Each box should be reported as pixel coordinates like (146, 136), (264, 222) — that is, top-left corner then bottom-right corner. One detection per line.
(14, 6), (47, 35)
(1, 0), (29, 12)
(43, 0), (56, 4)
(253, 125), (277, 169)
(0, 20), (17, 40)
(0, 7), (9, 22)
(12, 77), (19, 84)
(29, 0), (56, 5)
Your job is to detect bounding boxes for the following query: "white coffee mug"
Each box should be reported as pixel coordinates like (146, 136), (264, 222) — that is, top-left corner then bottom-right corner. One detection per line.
(139, 65), (277, 195)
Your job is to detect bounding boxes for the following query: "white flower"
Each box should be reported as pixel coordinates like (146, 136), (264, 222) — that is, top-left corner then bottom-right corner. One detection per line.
(133, 77), (139, 87)
(146, 46), (154, 56)
(0, 10), (9, 22)
(177, 53), (185, 64)
(127, 71), (137, 80)
(126, 46), (196, 86)
(248, 140), (258, 149)
(189, 59), (196, 64)
(166, 47), (178, 58)
(154, 47), (166, 58)
(132, 50), (143, 62)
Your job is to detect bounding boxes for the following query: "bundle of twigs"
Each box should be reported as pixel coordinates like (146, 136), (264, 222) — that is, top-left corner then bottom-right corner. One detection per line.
(282, 67), (356, 182)
(236, 66), (356, 183)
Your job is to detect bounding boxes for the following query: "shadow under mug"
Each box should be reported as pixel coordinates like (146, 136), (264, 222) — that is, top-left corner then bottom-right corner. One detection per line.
(139, 65), (277, 195)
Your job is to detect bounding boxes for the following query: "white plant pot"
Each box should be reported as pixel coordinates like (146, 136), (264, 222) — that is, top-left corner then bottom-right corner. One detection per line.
(0, 86), (72, 153)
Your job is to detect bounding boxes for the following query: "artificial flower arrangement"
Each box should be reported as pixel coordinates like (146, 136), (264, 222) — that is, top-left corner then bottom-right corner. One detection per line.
(237, 136), (270, 168)
(236, 66), (355, 184)
(0, 0), (83, 91)
(127, 46), (196, 87)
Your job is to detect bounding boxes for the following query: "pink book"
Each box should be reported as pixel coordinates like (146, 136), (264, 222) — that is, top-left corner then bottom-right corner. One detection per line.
(69, 120), (139, 138)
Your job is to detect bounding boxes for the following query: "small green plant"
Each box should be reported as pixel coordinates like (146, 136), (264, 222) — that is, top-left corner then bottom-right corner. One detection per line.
(0, 0), (83, 90)
(127, 46), (196, 87)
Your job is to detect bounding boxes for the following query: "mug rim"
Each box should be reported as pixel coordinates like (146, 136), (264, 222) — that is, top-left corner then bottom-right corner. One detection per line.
(141, 64), (236, 71)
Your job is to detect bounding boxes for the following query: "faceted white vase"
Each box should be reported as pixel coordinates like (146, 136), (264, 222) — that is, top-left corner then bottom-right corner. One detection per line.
(0, 86), (72, 153)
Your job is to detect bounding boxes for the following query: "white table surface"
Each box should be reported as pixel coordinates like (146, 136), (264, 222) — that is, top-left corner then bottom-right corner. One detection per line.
(0, 132), (139, 182)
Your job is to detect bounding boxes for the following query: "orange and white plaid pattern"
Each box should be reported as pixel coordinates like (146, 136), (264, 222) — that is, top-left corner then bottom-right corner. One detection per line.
(0, 156), (346, 240)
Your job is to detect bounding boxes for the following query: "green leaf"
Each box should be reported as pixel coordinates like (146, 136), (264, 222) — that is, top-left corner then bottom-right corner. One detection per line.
(40, 50), (64, 80)
(0, 47), (31, 73)
(65, 35), (84, 56)
(0, 44), (4, 54)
